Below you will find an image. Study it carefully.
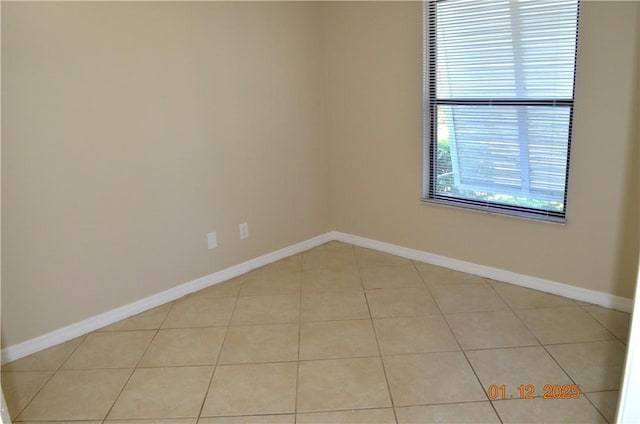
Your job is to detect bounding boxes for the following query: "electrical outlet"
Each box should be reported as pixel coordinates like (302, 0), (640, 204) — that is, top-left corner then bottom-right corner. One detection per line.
(207, 231), (218, 249)
(239, 222), (249, 240)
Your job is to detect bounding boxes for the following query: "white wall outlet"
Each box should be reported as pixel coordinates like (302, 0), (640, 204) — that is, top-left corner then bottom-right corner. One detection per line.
(239, 222), (249, 240)
(207, 231), (218, 249)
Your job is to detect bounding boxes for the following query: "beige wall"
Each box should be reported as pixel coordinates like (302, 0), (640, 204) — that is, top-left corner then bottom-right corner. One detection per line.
(2, 1), (639, 349)
(1, 2), (331, 347)
(324, 2), (639, 298)
(616, 0), (640, 303)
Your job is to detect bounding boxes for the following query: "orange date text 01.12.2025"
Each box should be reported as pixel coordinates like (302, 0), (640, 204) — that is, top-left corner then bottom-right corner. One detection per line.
(487, 384), (581, 400)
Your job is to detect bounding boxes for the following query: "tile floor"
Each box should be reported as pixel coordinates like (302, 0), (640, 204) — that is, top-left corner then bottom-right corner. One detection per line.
(1, 241), (632, 423)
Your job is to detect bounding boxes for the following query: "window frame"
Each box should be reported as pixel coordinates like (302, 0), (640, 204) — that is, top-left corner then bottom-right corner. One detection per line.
(421, 0), (580, 223)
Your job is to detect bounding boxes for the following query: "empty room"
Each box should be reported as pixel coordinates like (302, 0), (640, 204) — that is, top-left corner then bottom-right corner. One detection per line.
(1, 1), (639, 423)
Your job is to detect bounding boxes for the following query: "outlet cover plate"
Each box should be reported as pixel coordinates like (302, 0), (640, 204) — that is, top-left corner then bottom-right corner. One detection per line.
(207, 232), (218, 249)
(239, 223), (249, 240)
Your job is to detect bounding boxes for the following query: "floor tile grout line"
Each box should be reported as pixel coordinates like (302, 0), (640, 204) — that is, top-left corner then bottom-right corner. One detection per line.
(414, 263), (504, 424)
(226, 321), (302, 328)
(439, 305), (583, 315)
(55, 334), (90, 372)
(27, 349), (608, 370)
(100, 298), (179, 421)
(434, 315), (503, 423)
(577, 302), (629, 345)
(492, 288), (619, 347)
(153, 324), (230, 330)
(12, 332), (90, 421)
(358, 244), (400, 424)
(462, 340), (593, 353)
(538, 341), (610, 424)
(485, 279), (549, 347)
(582, 395), (614, 424)
(195, 288), (243, 420)
(486, 280), (579, 381)
(86, 373), (135, 420)
(540, 337), (621, 347)
(486, 280), (624, 344)
(296, 405), (428, 419)
(582, 390), (621, 424)
(582, 389), (622, 394)
(485, 281), (612, 424)
(8, 369), (55, 421)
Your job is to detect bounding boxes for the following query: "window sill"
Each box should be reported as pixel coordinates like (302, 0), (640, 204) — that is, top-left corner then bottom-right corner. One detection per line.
(420, 197), (567, 225)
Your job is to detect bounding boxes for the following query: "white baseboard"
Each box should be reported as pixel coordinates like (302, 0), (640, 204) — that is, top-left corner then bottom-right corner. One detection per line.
(2, 229), (632, 364)
(334, 231), (634, 313)
(0, 232), (334, 364)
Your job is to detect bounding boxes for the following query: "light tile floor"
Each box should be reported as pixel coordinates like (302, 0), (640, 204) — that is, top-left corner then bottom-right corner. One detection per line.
(2, 241), (631, 423)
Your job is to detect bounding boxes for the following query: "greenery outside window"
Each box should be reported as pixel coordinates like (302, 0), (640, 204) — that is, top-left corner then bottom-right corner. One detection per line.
(423, 0), (580, 222)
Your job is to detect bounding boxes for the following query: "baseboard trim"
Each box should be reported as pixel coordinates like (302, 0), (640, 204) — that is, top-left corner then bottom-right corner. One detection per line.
(334, 231), (634, 313)
(1, 232), (334, 364)
(3, 229), (632, 364)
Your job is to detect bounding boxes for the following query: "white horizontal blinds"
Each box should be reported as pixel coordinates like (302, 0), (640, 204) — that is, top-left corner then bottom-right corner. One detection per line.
(442, 105), (571, 202)
(428, 0), (579, 219)
(435, 0), (578, 100)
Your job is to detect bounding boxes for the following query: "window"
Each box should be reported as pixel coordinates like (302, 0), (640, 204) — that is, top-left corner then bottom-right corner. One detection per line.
(423, 0), (579, 222)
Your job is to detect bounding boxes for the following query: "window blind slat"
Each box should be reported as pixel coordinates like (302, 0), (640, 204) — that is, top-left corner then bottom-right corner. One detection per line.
(425, 0), (579, 219)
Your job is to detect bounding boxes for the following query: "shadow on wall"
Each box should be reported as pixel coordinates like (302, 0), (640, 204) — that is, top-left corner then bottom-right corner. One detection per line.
(613, 55), (640, 300)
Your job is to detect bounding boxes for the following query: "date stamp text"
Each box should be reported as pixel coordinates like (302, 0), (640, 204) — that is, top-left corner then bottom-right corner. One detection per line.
(487, 384), (581, 400)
